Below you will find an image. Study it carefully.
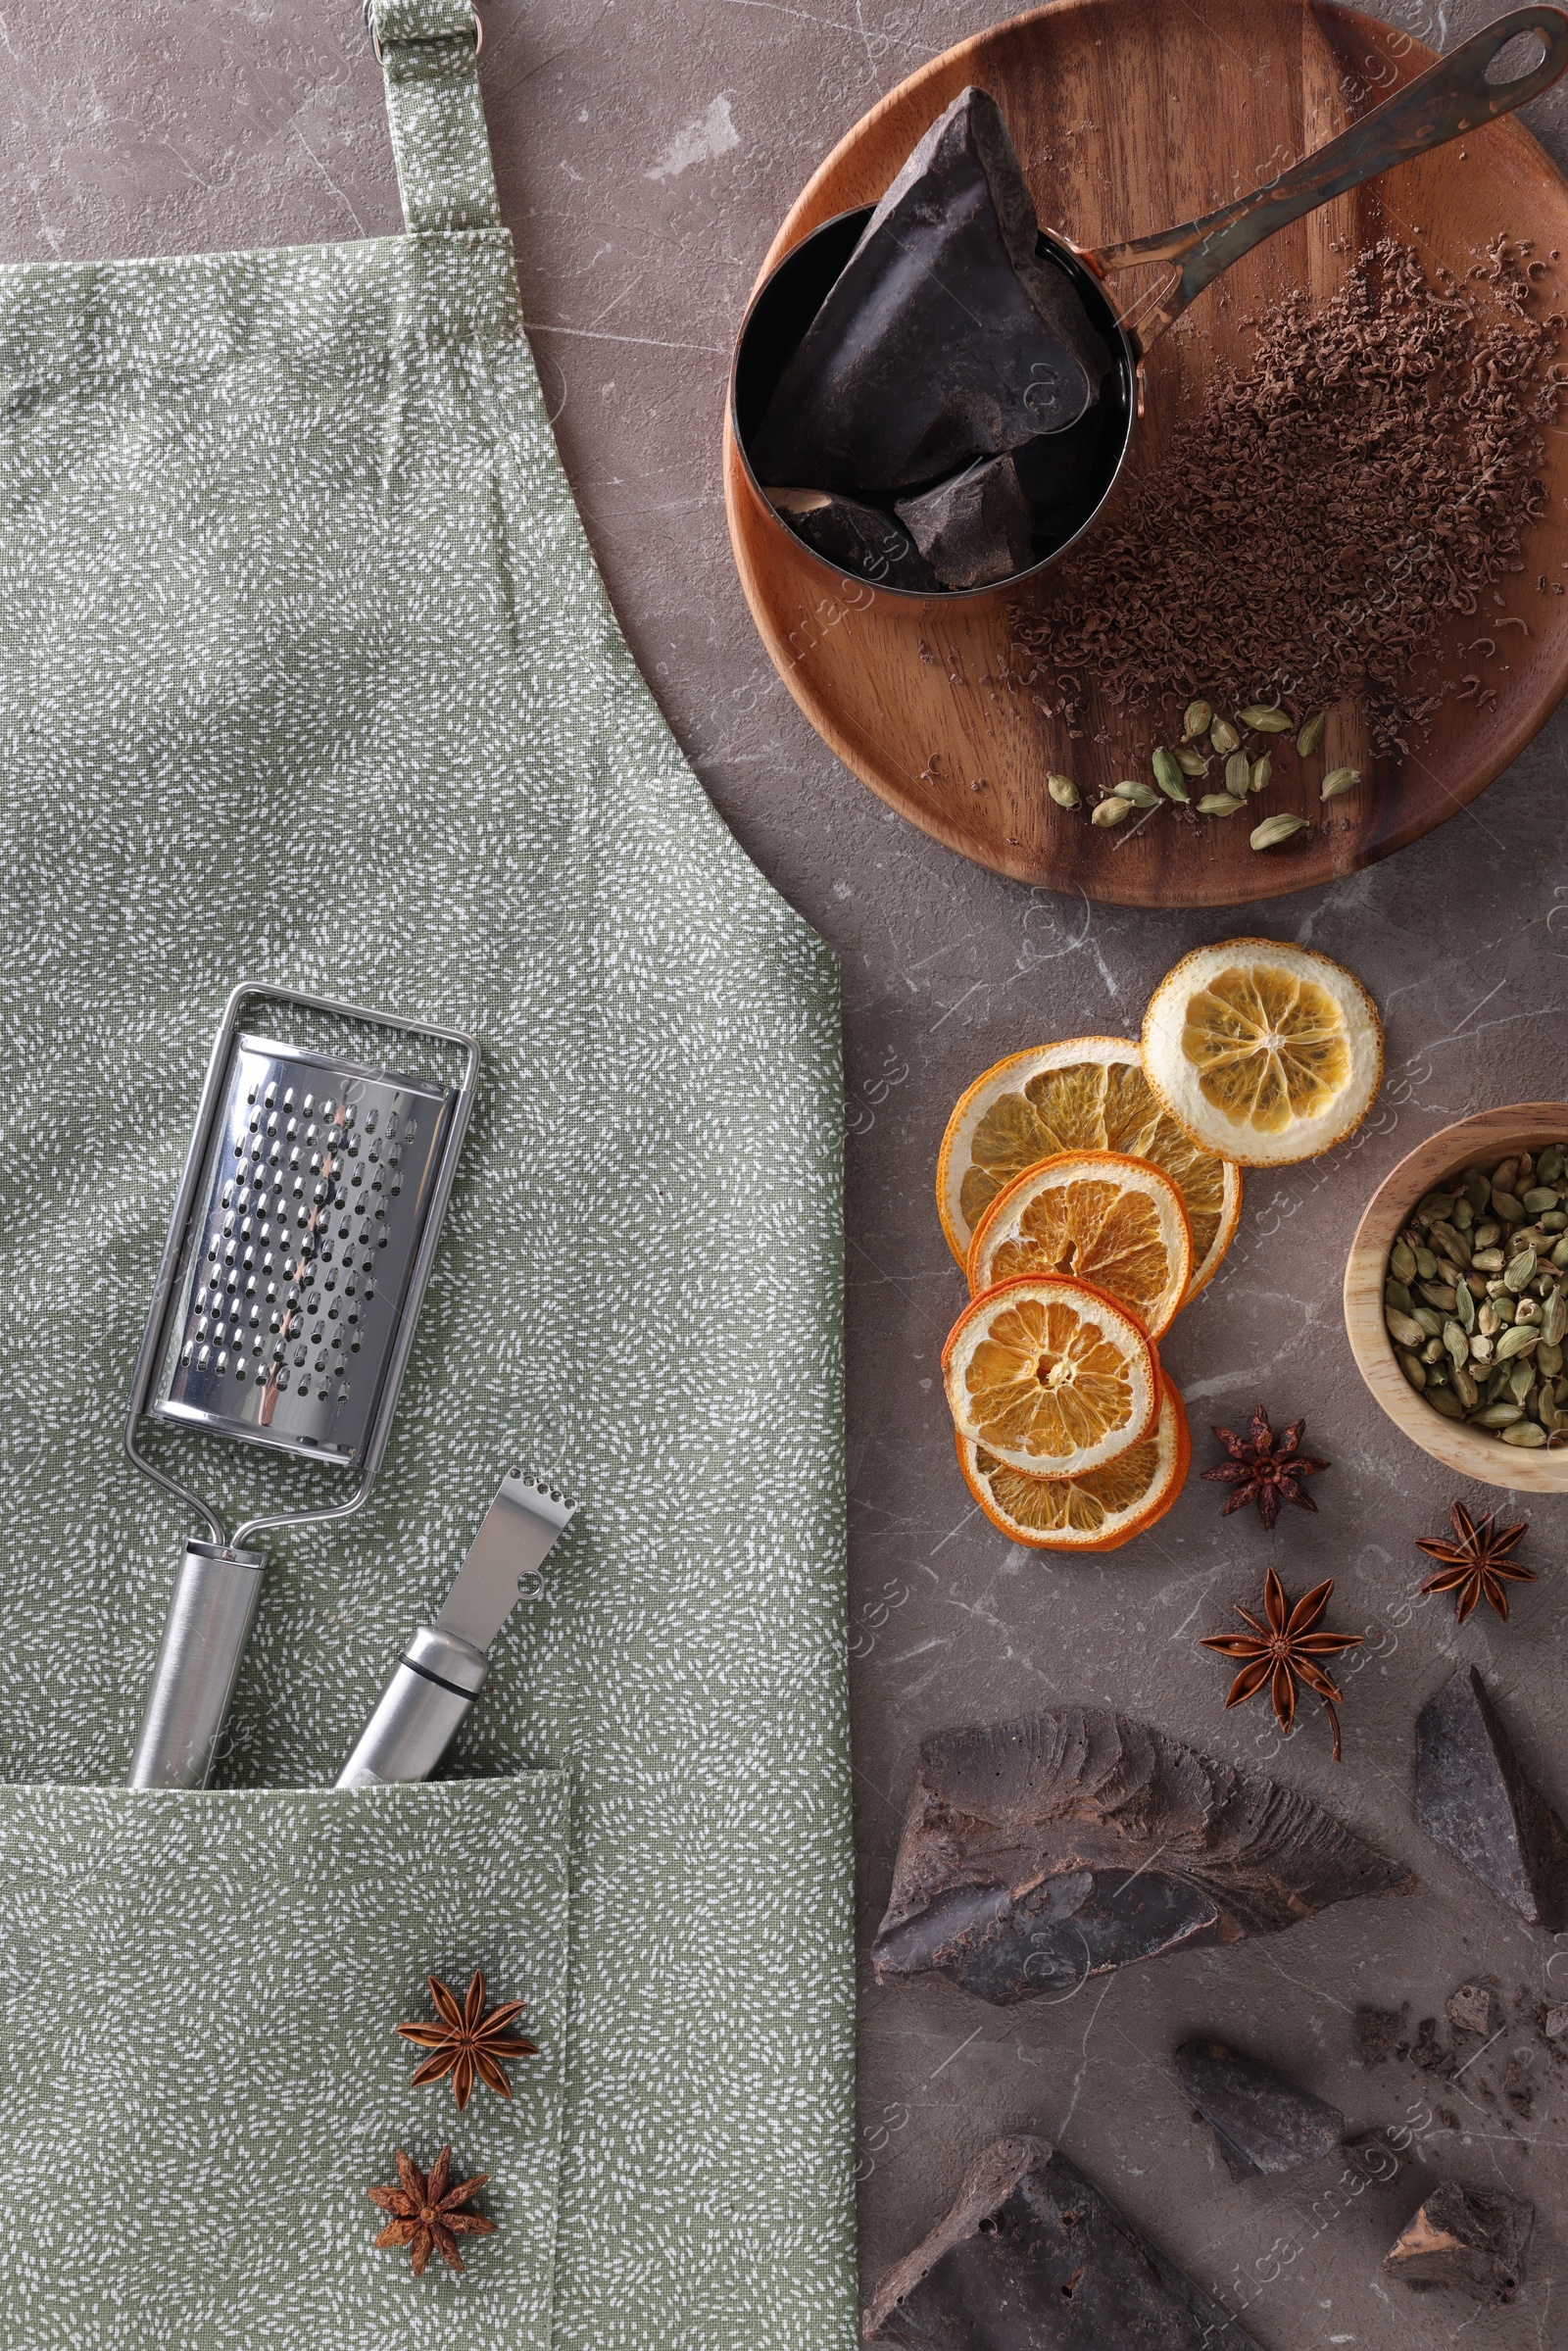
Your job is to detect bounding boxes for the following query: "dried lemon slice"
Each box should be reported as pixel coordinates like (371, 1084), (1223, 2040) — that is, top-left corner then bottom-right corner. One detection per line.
(942, 1274), (1159, 1478)
(936, 1036), (1241, 1298)
(967, 1150), (1193, 1339)
(1142, 939), (1383, 1167)
(956, 1376), (1191, 1551)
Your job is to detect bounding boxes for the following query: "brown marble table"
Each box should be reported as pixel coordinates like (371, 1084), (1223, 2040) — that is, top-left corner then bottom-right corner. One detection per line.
(11, 4), (1568, 2339)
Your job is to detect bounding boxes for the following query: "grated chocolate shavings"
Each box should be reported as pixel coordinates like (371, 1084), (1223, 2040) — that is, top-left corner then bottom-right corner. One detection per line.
(1008, 237), (1566, 757)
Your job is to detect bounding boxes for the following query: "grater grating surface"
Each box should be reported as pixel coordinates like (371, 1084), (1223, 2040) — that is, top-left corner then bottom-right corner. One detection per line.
(149, 1035), (458, 1466)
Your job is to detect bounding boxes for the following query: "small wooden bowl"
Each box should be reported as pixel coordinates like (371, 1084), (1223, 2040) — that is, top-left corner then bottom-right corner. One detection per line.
(1344, 1105), (1568, 1493)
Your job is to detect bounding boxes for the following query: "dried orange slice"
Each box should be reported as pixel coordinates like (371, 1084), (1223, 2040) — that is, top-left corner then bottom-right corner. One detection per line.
(1142, 940), (1383, 1167)
(942, 1275), (1159, 1478)
(936, 1037), (1241, 1300)
(956, 1376), (1191, 1551)
(967, 1150), (1193, 1339)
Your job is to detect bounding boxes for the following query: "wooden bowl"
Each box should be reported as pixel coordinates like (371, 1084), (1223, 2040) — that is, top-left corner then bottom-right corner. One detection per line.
(723, 0), (1568, 907)
(1344, 1105), (1568, 1492)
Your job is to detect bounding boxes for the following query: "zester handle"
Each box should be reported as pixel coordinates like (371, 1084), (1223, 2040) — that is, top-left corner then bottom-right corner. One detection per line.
(335, 1623), (489, 1788)
(128, 1539), (268, 1789)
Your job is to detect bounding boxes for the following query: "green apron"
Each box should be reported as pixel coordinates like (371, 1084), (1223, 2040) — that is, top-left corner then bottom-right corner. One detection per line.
(0, 7), (856, 2345)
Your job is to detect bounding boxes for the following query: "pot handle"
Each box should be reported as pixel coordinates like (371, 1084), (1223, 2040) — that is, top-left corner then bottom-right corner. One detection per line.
(1081, 6), (1568, 352)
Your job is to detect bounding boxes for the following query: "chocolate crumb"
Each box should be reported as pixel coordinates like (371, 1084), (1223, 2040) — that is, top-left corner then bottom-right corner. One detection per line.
(1008, 236), (1564, 757)
(1355, 2005), (1408, 2067)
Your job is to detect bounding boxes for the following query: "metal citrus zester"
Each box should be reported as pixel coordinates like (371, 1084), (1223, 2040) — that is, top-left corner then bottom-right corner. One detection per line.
(123, 983), (479, 1789)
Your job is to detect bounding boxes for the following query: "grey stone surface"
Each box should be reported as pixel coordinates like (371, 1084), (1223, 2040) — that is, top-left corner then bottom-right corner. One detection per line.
(10, 1), (1568, 2341)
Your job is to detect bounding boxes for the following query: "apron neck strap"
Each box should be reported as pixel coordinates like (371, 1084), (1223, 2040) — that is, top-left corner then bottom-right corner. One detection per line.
(367, 0), (501, 235)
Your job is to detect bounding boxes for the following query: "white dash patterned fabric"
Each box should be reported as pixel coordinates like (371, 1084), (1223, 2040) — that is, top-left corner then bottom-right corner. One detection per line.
(0, 1780), (569, 2349)
(0, 3), (856, 2346)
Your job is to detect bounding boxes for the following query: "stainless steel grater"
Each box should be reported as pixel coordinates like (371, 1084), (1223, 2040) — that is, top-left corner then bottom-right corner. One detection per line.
(123, 983), (480, 1789)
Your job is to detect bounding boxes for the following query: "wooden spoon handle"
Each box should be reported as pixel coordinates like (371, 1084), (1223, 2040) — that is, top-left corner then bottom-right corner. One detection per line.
(1083, 5), (1568, 350)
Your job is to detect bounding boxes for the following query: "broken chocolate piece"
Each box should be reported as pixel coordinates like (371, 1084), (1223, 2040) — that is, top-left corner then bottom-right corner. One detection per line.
(1174, 2040), (1345, 2180)
(1415, 1666), (1568, 1928)
(751, 87), (1113, 496)
(1446, 1980), (1499, 2038)
(766, 487), (940, 591)
(1383, 2182), (1534, 2305)
(862, 2133), (1260, 2348)
(894, 454), (1036, 589)
(870, 1709), (1414, 2006)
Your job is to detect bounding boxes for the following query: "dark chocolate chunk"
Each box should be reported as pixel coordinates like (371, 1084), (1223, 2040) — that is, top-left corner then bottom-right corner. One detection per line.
(1446, 1979), (1498, 2038)
(751, 87), (1112, 496)
(862, 2133), (1260, 2348)
(1383, 2182), (1534, 2305)
(1174, 2040), (1345, 2180)
(894, 454), (1036, 590)
(766, 487), (939, 591)
(870, 1709), (1414, 2006)
(1414, 1666), (1568, 1927)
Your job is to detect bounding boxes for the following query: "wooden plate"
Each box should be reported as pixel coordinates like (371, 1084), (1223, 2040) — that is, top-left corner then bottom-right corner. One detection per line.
(1344, 1105), (1568, 1493)
(723, 0), (1568, 907)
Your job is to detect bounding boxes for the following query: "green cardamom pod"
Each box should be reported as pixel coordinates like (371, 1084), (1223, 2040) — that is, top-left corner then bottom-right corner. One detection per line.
(1209, 717), (1241, 755)
(1197, 793), (1247, 816)
(1502, 1420), (1548, 1446)
(1182, 699), (1212, 740)
(1175, 746), (1209, 776)
(1237, 704), (1294, 732)
(1391, 1240), (1416, 1282)
(1385, 1308), (1425, 1349)
(1152, 749), (1189, 804)
(1320, 766), (1359, 801)
(1115, 780), (1161, 808)
(1091, 797), (1131, 827)
(1046, 772), (1080, 809)
(1250, 812), (1310, 851)
(1495, 1322), (1540, 1360)
(1250, 755), (1272, 795)
(1296, 710), (1327, 757)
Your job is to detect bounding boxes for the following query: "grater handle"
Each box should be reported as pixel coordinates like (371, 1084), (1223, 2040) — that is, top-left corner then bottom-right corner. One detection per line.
(128, 1539), (268, 1789)
(334, 1623), (489, 1788)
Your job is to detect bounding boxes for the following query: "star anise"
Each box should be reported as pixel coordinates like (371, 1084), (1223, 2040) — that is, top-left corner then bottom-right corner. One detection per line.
(1201, 1566), (1363, 1760)
(368, 2147), (495, 2276)
(397, 1969), (538, 2108)
(1415, 1500), (1536, 1625)
(1201, 1404), (1329, 1530)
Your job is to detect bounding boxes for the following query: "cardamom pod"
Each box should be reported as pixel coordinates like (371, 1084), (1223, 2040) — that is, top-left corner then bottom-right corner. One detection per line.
(1237, 704), (1294, 732)
(1296, 710), (1327, 757)
(1385, 1308), (1425, 1348)
(1152, 748), (1189, 803)
(1224, 751), (1250, 797)
(1504, 1247), (1538, 1292)
(1538, 1338), (1565, 1378)
(1427, 1387), (1466, 1419)
(1398, 1350), (1427, 1390)
(1092, 797), (1130, 827)
(1047, 772), (1080, 809)
(1174, 746), (1209, 776)
(1451, 1362), (1480, 1410)
(1540, 1145), (1565, 1183)
(1320, 766), (1359, 801)
(1209, 717), (1241, 756)
(1443, 1319), (1468, 1370)
(1197, 793), (1247, 816)
(1474, 1401), (1524, 1426)
(1250, 812), (1310, 851)
(1391, 1240), (1416, 1282)
(1492, 1189), (1526, 1221)
(1454, 1277), (1476, 1333)
(1495, 1322), (1540, 1360)
(1544, 1288), (1567, 1345)
(1182, 699), (1212, 740)
(1502, 1420), (1548, 1446)
(1250, 755), (1272, 795)
(1471, 1248), (1505, 1271)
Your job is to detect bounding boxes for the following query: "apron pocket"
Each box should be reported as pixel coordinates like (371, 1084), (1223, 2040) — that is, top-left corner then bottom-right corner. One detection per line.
(0, 1775), (569, 2351)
